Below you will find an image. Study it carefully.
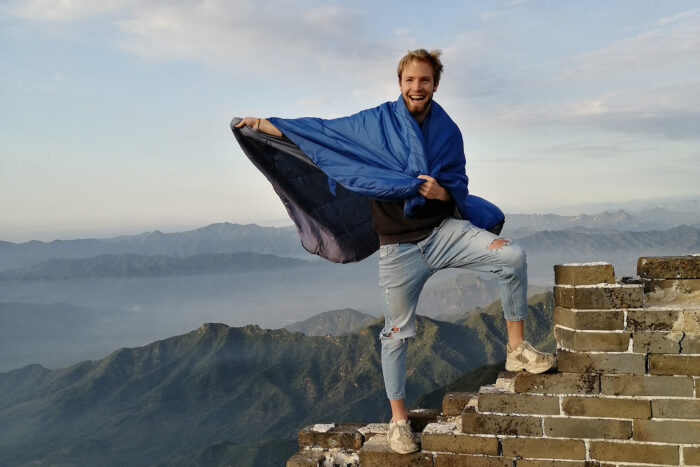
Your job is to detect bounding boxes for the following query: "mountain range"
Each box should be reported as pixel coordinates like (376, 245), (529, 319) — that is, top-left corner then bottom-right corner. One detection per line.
(0, 252), (313, 281)
(0, 293), (554, 467)
(284, 308), (377, 336)
(0, 223), (306, 272)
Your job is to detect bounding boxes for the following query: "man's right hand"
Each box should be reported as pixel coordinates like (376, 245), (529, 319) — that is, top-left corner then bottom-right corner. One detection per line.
(235, 117), (282, 137)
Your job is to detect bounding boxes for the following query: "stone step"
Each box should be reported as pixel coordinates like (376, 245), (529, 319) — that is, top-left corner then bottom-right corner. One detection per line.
(638, 255), (700, 280)
(357, 434), (432, 467)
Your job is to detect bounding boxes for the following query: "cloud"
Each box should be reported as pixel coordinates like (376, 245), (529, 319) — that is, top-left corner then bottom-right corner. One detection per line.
(559, 9), (700, 81)
(495, 79), (700, 140)
(2, 0), (132, 22)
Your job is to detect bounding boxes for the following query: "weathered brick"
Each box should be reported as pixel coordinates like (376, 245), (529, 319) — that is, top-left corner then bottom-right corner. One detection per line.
(298, 423), (364, 450)
(478, 391), (560, 415)
(544, 417), (631, 439)
(634, 419), (700, 443)
(649, 354), (700, 376)
(626, 307), (681, 331)
(434, 453), (512, 467)
(562, 396), (650, 419)
(554, 263), (616, 285)
(461, 408), (542, 436)
(632, 331), (683, 353)
(421, 429), (499, 455)
(513, 372), (599, 395)
(357, 435), (432, 467)
(442, 392), (475, 416)
(287, 449), (326, 467)
(646, 278), (700, 294)
(685, 446), (700, 465)
(553, 307), (624, 330)
(637, 255), (700, 279)
(652, 398), (700, 419)
(683, 334), (700, 354)
(554, 284), (643, 309)
(515, 461), (598, 467)
(686, 310), (700, 333)
(696, 377), (700, 397)
(555, 326), (630, 352)
(601, 374), (695, 397)
(408, 408), (441, 432)
(590, 441), (679, 464)
(557, 349), (646, 374)
(501, 438), (585, 460)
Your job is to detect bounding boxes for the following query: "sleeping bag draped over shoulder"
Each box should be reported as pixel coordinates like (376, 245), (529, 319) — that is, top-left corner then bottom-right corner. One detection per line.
(230, 97), (504, 263)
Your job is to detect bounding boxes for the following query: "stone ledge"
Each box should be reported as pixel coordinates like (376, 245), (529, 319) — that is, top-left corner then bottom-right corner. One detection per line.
(421, 423), (499, 455)
(298, 423), (364, 450)
(513, 372), (600, 395)
(637, 256), (700, 280)
(357, 435), (431, 467)
(557, 349), (646, 374)
(555, 326), (631, 352)
(442, 392), (476, 416)
(554, 263), (615, 286)
(553, 307), (624, 330)
(477, 391), (560, 416)
(554, 284), (644, 310)
(461, 408), (543, 437)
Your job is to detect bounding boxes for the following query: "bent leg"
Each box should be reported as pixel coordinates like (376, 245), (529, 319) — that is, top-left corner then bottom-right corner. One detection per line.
(422, 219), (528, 323)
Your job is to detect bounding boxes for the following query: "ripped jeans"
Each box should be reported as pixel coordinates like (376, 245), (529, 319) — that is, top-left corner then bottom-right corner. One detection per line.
(378, 217), (528, 400)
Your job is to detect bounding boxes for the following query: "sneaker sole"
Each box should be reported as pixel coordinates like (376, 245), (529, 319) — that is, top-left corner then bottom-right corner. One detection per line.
(505, 359), (556, 374)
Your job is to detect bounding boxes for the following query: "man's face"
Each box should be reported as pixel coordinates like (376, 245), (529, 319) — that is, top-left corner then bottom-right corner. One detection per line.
(399, 59), (438, 120)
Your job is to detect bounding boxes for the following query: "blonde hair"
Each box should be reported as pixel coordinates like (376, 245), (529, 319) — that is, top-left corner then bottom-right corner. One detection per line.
(397, 49), (443, 83)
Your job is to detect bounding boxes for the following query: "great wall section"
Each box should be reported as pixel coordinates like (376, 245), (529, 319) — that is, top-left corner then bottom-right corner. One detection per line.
(286, 255), (700, 466)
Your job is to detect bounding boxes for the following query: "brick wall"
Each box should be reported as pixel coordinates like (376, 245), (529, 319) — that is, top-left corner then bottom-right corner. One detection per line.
(287, 256), (700, 466)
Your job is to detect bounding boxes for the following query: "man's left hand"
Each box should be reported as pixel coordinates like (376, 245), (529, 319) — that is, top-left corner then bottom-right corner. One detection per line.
(417, 175), (451, 201)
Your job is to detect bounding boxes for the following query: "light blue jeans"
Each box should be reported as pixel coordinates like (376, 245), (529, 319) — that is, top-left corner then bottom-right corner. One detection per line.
(378, 217), (528, 400)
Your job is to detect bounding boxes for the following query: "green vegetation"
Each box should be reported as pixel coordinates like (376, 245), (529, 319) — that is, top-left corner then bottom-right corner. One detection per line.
(0, 293), (554, 466)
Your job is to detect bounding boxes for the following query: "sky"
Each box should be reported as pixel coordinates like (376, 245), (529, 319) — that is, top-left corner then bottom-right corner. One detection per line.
(1, 0), (699, 242)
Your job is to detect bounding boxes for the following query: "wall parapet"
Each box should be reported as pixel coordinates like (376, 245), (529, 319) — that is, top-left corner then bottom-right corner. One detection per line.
(287, 255), (700, 467)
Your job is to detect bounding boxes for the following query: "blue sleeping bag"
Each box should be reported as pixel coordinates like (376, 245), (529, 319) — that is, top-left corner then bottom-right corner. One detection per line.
(230, 96), (504, 263)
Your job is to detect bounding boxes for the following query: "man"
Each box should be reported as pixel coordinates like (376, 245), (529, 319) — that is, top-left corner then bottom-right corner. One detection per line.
(234, 49), (555, 454)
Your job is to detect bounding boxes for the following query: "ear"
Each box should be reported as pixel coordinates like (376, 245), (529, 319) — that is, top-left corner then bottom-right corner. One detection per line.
(433, 80), (439, 92)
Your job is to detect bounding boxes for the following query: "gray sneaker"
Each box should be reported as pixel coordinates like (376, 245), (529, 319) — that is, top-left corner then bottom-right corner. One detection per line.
(506, 341), (556, 373)
(386, 419), (419, 454)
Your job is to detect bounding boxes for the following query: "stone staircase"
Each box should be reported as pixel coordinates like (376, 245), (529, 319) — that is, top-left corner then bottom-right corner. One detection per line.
(287, 256), (700, 466)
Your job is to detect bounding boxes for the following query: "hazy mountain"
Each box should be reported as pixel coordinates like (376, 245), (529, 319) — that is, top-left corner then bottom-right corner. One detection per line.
(0, 222), (306, 272)
(518, 224), (700, 281)
(502, 208), (700, 238)
(0, 293), (554, 467)
(285, 308), (378, 336)
(549, 195), (700, 217)
(0, 252), (313, 281)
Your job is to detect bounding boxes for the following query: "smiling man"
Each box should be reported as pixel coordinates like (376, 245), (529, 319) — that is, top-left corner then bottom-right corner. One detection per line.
(233, 49), (555, 454)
